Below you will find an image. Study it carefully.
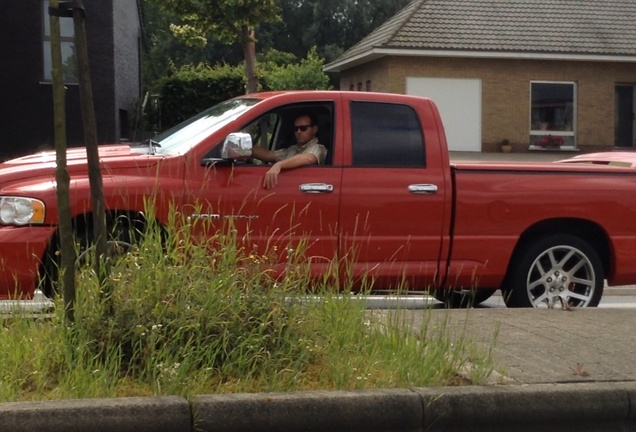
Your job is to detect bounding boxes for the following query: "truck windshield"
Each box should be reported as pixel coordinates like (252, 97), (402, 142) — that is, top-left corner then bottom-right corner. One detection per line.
(151, 98), (260, 155)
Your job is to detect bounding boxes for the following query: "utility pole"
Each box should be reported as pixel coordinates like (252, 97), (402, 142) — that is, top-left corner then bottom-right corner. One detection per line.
(49, 0), (76, 324)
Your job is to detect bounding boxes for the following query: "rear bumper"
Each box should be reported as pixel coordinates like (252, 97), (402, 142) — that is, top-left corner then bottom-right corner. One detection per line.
(0, 225), (56, 298)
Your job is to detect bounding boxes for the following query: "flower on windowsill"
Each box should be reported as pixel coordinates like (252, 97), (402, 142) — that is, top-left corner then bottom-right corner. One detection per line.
(536, 135), (565, 148)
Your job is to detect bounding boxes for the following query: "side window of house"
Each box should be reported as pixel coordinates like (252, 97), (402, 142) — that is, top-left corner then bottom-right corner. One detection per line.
(351, 101), (425, 167)
(42, 0), (78, 82)
(530, 81), (575, 148)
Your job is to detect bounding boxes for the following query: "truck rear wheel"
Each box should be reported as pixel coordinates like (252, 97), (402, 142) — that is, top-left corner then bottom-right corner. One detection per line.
(433, 288), (497, 308)
(503, 234), (603, 308)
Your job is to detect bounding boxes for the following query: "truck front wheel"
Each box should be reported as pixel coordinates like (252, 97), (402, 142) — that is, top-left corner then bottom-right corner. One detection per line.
(75, 214), (141, 271)
(503, 234), (604, 308)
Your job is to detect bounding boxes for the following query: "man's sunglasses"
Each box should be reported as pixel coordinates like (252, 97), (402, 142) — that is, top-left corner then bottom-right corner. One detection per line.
(294, 124), (313, 132)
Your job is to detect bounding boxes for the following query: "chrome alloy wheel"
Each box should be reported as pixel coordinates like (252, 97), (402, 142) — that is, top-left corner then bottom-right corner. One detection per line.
(526, 244), (597, 308)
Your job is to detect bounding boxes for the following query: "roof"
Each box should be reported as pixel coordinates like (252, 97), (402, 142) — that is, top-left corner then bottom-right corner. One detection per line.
(324, 0), (636, 72)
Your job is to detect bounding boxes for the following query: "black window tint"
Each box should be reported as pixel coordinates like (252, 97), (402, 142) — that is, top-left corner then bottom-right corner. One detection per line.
(351, 101), (425, 167)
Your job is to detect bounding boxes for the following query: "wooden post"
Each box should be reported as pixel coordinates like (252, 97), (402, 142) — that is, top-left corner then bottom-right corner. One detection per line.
(71, 0), (111, 303)
(49, 0), (76, 323)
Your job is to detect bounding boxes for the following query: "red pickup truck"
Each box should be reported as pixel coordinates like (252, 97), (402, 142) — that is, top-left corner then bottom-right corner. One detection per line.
(1, 91), (635, 308)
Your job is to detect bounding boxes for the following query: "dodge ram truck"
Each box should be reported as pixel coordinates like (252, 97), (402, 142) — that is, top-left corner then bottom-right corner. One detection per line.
(2, 90), (636, 308)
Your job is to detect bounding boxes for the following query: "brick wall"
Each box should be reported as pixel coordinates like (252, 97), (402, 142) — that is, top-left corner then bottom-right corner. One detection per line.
(339, 56), (636, 152)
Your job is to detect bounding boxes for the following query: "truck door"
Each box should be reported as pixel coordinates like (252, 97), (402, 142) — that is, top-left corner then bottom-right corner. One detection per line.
(186, 102), (342, 281)
(339, 100), (447, 291)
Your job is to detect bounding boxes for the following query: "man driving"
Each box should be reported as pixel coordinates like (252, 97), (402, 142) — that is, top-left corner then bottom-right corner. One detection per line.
(250, 113), (327, 189)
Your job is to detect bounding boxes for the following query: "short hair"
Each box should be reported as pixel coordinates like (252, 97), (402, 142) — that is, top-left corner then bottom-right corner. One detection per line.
(295, 112), (319, 127)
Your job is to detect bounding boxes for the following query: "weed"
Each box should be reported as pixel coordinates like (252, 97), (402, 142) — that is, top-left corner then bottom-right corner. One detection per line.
(0, 214), (496, 401)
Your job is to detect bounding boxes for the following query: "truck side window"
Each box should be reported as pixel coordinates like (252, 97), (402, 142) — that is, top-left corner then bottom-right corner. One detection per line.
(351, 101), (425, 167)
(241, 113), (278, 151)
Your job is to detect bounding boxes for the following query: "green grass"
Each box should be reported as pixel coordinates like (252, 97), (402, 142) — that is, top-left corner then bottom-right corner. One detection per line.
(0, 219), (497, 401)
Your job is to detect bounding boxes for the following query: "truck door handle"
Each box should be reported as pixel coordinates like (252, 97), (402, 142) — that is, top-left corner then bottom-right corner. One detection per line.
(299, 183), (334, 194)
(408, 184), (438, 194)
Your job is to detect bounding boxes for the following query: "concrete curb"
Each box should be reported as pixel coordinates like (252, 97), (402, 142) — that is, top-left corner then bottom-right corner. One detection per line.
(0, 396), (191, 432)
(1, 383), (636, 432)
(417, 382), (636, 431)
(193, 388), (422, 432)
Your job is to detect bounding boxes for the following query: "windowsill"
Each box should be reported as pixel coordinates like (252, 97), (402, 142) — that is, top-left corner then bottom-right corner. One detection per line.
(528, 145), (579, 152)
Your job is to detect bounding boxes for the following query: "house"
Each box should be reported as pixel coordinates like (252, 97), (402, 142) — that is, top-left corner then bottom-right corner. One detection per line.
(324, 0), (636, 153)
(0, 1), (143, 161)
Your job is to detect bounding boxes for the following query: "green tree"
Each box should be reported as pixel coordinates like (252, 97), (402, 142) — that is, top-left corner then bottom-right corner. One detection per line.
(140, 0), (242, 84)
(148, 0), (280, 93)
(261, 47), (332, 91)
(258, 0), (411, 62)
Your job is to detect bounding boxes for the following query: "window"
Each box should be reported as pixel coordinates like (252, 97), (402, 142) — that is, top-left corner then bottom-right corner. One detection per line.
(42, 0), (77, 82)
(240, 112), (280, 155)
(351, 101), (425, 167)
(205, 102), (336, 164)
(119, 110), (130, 141)
(530, 82), (576, 148)
(365, 80), (371, 92)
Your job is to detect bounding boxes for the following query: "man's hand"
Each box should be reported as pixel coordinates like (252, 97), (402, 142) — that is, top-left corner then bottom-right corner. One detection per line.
(262, 153), (317, 189)
(263, 163), (282, 189)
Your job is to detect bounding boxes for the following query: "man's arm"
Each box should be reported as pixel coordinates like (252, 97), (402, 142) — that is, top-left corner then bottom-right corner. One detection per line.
(251, 146), (277, 163)
(263, 153), (318, 189)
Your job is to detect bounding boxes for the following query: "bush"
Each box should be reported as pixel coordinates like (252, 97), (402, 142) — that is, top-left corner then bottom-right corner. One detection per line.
(145, 48), (332, 132)
(261, 47), (332, 91)
(153, 63), (245, 130)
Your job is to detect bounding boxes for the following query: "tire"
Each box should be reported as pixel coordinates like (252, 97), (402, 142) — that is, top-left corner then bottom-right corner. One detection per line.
(75, 215), (139, 270)
(433, 288), (497, 308)
(502, 234), (604, 308)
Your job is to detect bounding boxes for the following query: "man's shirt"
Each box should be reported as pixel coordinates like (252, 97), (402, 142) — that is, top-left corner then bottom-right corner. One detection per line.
(273, 138), (328, 165)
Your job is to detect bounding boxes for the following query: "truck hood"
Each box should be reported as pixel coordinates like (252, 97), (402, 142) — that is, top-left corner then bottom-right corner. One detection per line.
(0, 144), (163, 186)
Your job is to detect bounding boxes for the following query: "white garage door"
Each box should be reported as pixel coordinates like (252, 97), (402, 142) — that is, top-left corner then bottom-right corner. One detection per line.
(406, 77), (482, 152)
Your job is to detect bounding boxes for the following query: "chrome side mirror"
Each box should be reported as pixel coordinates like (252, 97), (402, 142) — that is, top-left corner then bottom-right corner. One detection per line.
(221, 132), (253, 159)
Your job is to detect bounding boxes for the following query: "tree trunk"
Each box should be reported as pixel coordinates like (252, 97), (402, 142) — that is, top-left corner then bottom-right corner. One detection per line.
(73, 0), (111, 305)
(242, 26), (258, 94)
(49, 0), (76, 323)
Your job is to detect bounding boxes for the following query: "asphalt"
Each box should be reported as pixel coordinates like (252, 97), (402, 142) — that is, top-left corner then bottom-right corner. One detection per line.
(392, 306), (636, 385)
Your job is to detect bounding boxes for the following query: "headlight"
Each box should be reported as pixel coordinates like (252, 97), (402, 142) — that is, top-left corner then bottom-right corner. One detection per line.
(0, 197), (46, 225)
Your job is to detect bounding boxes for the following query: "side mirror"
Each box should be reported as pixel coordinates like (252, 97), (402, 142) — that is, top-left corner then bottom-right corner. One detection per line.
(221, 132), (253, 159)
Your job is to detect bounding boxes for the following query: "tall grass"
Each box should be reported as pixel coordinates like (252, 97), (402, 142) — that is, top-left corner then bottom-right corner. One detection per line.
(0, 216), (495, 401)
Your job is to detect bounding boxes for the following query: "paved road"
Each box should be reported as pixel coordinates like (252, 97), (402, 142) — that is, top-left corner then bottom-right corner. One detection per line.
(360, 283), (636, 309)
(383, 305), (636, 386)
(480, 285), (636, 308)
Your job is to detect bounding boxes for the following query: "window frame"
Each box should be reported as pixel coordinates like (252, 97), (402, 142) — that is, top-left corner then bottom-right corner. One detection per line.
(42, 0), (77, 83)
(529, 81), (577, 149)
(350, 101), (426, 168)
